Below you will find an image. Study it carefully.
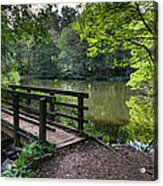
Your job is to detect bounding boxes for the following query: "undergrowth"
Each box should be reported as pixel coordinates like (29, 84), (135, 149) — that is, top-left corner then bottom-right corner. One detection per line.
(2, 141), (56, 177)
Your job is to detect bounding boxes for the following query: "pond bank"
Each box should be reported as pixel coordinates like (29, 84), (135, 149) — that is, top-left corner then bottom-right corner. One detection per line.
(37, 138), (156, 180)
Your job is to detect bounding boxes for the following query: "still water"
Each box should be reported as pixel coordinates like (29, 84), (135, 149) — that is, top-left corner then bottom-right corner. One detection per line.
(22, 79), (131, 126)
(22, 79), (154, 151)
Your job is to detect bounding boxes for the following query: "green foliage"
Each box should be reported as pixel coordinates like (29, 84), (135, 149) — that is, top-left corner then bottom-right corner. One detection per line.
(75, 1), (158, 93)
(1, 4), (55, 86)
(28, 41), (60, 78)
(1, 4), (53, 45)
(124, 96), (155, 148)
(1, 4), (132, 85)
(84, 121), (104, 138)
(51, 5), (78, 38)
(2, 141), (56, 177)
(1, 70), (20, 88)
(57, 27), (130, 80)
(57, 27), (86, 78)
(1, 42), (20, 86)
(126, 61), (154, 95)
(73, 1), (158, 150)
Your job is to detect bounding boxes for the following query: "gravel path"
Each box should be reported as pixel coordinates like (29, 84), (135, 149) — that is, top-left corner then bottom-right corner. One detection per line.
(37, 139), (156, 180)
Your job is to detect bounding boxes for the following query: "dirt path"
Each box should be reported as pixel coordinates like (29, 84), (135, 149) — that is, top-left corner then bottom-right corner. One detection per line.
(37, 139), (156, 180)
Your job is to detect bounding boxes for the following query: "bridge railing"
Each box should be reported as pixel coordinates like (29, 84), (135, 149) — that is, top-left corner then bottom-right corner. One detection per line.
(9, 85), (89, 133)
(1, 89), (53, 145)
(1, 85), (89, 145)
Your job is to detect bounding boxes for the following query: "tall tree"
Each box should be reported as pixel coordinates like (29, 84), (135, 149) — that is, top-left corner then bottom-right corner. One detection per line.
(57, 27), (86, 78)
(29, 41), (60, 78)
(74, 1), (158, 95)
(1, 4), (54, 85)
(74, 1), (158, 148)
(51, 6), (78, 38)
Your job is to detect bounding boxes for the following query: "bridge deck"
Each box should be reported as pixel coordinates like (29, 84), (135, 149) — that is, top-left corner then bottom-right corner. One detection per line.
(1, 111), (86, 149)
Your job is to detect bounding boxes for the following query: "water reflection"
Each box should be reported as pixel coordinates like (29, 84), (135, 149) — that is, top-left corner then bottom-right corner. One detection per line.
(22, 79), (131, 126)
(22, 79), (156, 151)
(125, 95), (156, 151)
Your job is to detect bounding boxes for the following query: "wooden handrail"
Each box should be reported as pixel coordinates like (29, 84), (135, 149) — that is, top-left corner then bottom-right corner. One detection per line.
(9, 85), (89, 98)
(1, 88), (53, 101)
(2, 85), (89, 139)
(2, 97), (88, 123)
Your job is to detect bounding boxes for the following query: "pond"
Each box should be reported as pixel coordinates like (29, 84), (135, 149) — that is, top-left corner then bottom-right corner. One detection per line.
(21, 79), (154, 151)
(22, 79), (131, 125)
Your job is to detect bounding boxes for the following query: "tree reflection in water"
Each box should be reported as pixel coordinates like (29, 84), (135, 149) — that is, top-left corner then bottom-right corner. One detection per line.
(22, 79), (157, 152)
(99, 95), (157, 152)
(125, 95), (157, 151)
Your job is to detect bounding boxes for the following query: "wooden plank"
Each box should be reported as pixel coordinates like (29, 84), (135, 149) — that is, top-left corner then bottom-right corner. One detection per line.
(57, 137), (87, 149)
(16, 103), (88, 123)
(1, 108), (79, 133)
(1, 107), (13, 115)
(55, 136), (77, 144)
(18, 112), (56, 132)
(19, 103), (39, 115)
(17, 128), (38, 140)
(1, 119), (14, 139)
(1, 111), (87, 149)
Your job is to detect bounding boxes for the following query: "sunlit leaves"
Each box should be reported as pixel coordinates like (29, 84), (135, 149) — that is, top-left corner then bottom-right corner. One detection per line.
(75, 1), (157, 93)
(127, 61), (154, 95)
(1, 5), (53, 45)
(125, 95), (155, 149)
(73, 1), (158, 149)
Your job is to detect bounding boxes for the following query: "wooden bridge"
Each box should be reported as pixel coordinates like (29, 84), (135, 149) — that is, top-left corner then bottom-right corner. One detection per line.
(1, 85), (89, 149)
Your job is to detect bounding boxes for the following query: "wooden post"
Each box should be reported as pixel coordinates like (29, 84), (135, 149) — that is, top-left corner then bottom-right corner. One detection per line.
(13, 93), (20, 146)
(26, 88), (31, 105)
(49, 92), (55, 121)
(78, 97), (84, 135)
(39, 97), (47, 142)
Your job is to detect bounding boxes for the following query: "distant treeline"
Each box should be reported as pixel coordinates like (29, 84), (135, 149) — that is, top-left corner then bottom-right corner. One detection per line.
(2, 5), (132, 83)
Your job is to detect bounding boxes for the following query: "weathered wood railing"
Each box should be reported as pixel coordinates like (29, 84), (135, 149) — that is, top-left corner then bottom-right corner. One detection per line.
(1, 89), (53, 145)
(1, 85), (89, 145)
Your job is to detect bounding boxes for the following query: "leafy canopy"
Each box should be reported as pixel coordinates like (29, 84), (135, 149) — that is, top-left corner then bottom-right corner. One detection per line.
(1, 4), (55, 85)
(74, 1), (158, 94)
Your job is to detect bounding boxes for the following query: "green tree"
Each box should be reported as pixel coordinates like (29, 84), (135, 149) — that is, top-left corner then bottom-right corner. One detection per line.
(74, 1), (158, 94)
(1, 4), (54, 85)
(125, 95), (155, 150)
(57, 27), (86, 78)
(51, 6), (78, 38)
(57, 26), (131, 80)
(74, 1), (158, 148)
(29, 41), (60, 78)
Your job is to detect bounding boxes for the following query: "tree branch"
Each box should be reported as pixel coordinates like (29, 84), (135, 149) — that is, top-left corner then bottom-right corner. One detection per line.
(126, 39), (154, 62)
(135, 2), (153, 35)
